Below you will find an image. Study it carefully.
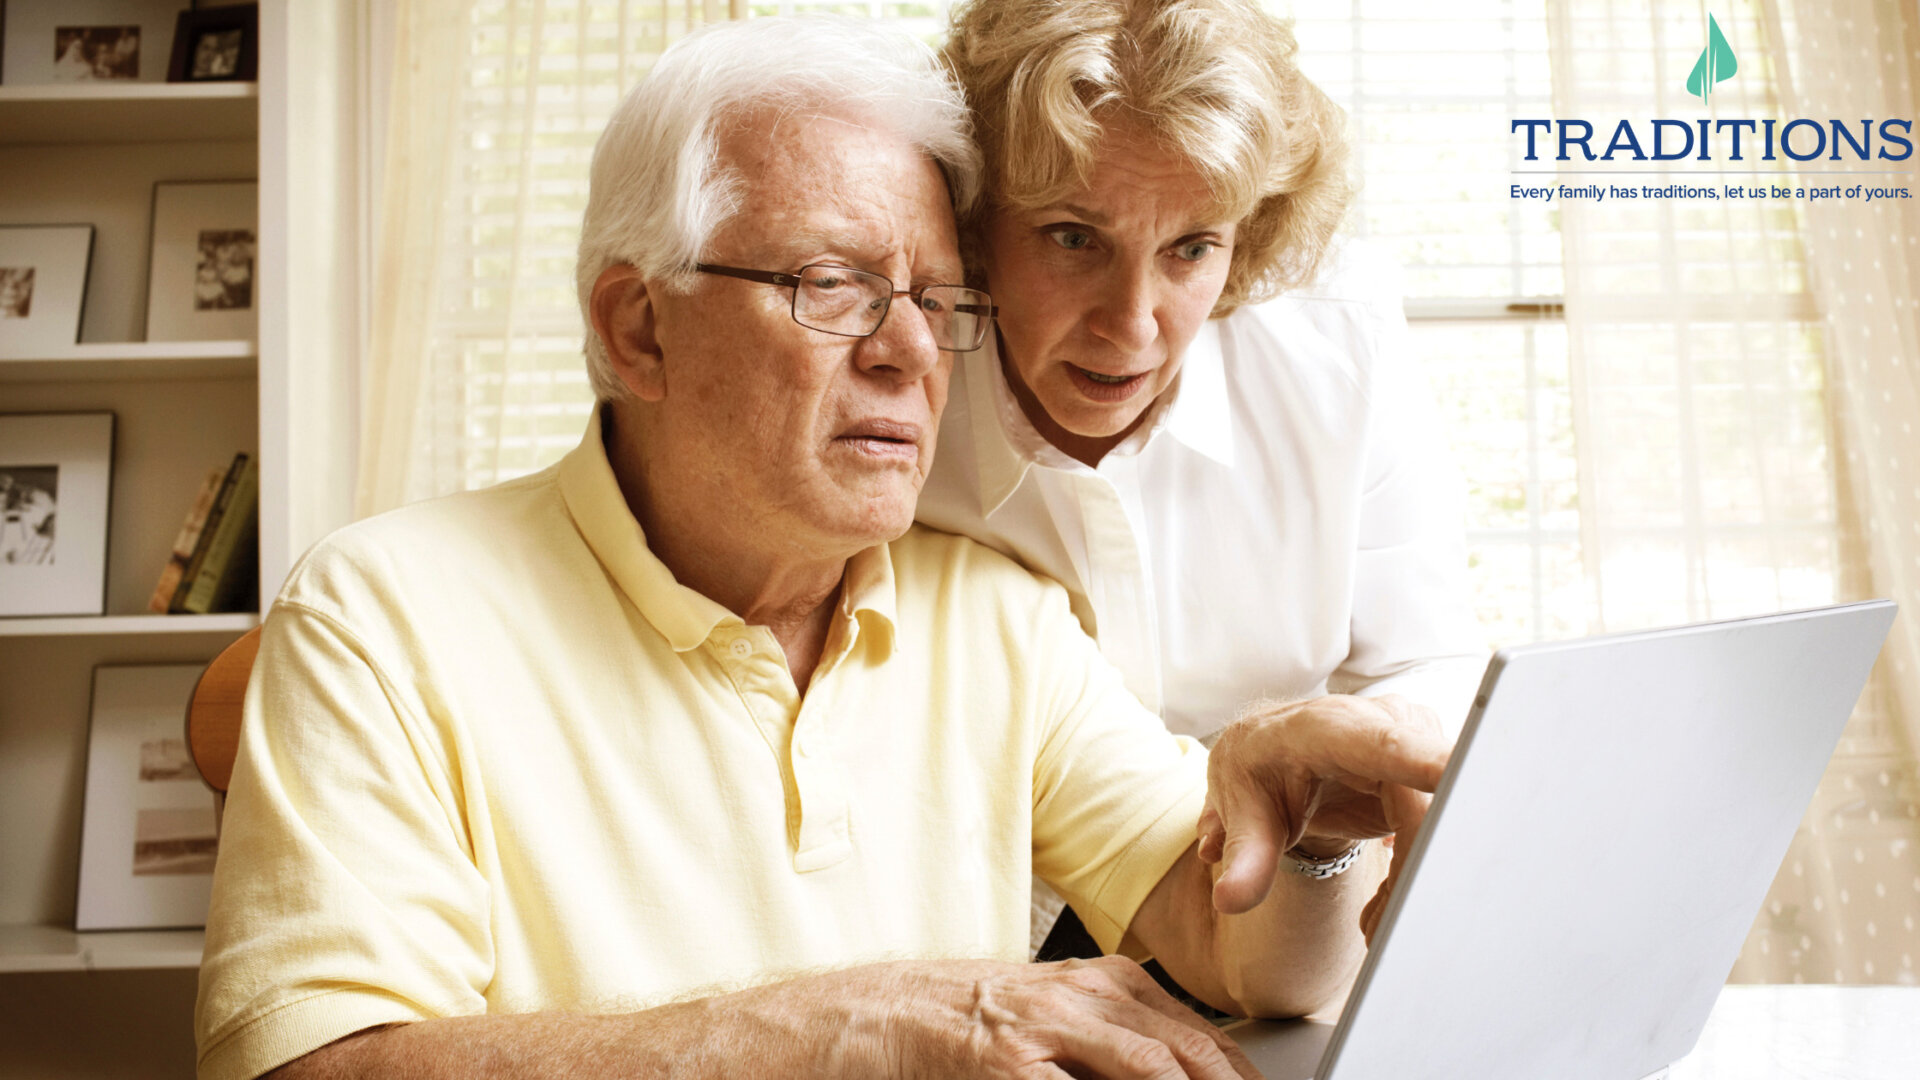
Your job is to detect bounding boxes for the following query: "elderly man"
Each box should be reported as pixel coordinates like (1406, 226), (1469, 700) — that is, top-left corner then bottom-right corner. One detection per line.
(195, 17), (1448, 1080)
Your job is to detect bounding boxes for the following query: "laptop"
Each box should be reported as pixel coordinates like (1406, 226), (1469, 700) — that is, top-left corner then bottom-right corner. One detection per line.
(1224, 600), (1896, 1080)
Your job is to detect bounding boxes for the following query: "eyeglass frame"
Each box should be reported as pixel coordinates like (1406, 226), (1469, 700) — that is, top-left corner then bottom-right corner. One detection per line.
(692, 262), (998, 353)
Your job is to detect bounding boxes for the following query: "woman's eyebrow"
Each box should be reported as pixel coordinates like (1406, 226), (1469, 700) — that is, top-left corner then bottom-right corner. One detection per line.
(1056, 203), (1110, 225)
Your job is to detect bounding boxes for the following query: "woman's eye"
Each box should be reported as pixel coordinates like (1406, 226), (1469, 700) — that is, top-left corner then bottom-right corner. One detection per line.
(1175, 241), (1217, 263)
(1047, 228), (1093, 251)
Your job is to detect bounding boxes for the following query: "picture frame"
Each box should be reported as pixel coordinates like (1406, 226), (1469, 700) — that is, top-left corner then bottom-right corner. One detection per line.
(76, 664), (220, 931)
(0, 224), (94, 357)
(0, 412), (114, 617)
(145, 181), (258, 342)
(166, 4), (256, 83)
(0, 0), (182, 85)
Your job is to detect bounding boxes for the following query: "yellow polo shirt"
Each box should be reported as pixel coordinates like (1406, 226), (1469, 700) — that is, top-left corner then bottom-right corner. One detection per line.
(194, 407), (1209, 1080)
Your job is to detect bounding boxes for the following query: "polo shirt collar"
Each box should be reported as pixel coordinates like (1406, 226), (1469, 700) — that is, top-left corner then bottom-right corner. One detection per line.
(839, 537), (899, 658)
(559, 403), (900, 655)
(966, 319), (1237, 517)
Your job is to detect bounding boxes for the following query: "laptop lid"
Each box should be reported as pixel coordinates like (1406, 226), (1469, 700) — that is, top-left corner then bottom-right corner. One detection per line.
(1236, 601), (1895, 1080)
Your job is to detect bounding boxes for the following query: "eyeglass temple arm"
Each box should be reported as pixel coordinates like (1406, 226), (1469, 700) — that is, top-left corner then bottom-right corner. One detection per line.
(693, 263), (801, 288)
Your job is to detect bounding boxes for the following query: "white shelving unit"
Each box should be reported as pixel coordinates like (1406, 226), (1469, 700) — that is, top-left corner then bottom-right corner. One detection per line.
(0, 340), (256, 382)
(0, 82), (256, 145)
(0, 925), (204, 974)
(0, 613), (260, 637)
(1, 4), (363, 1074)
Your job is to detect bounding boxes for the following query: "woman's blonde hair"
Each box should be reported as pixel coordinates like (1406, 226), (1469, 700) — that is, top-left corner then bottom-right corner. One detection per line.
(943, 0), (1351, 314)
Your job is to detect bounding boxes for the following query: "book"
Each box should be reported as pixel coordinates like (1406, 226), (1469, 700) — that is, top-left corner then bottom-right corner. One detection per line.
(182, 454), (260, 615)
(147, 467), (227, 613)
(170, 452), (248, 613)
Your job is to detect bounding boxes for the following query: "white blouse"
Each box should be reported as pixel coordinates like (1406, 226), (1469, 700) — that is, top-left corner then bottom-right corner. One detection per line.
(918, 245), (1489, 740)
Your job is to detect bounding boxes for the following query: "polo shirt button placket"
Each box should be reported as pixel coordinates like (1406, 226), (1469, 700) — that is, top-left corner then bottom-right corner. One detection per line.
(729, 637), (752, 659)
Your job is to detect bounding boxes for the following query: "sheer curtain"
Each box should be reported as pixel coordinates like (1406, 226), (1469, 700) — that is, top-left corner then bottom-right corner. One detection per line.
(1547, 0), (1920, 984)
(360, 0), (742, 515)
(1762, 0), (1920, 983)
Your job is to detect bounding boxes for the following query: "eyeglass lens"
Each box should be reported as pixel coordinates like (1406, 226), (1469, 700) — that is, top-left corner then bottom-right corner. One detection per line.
(791, 265), (990, 352)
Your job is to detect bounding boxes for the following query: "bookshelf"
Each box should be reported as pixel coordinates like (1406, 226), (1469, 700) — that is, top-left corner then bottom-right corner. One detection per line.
(0, 2), (362, 1074)
(0, 341), (257, 383)
(0, 925), (204, 974)
(0, 82), (257, 145)
(0, 613), (259, 637)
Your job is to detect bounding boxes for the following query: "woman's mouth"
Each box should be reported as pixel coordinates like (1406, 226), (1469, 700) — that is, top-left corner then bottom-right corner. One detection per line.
(1067, 364), (1150, 402)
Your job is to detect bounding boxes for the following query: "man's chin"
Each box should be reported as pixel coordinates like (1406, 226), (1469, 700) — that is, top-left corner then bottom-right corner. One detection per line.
(818, 490), (919, 549)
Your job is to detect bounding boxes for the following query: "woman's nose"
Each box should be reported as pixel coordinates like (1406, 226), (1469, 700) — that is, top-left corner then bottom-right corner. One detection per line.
(1087, 266), (1158, 353)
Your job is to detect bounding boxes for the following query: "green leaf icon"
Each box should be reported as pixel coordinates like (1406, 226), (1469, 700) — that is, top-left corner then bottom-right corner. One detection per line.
(1686, 14), (1738, 100)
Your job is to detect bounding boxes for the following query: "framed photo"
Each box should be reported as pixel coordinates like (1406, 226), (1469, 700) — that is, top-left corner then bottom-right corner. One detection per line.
(145, 181), (257, 342)
(77, 664), (220, 931)
(0, 412), (113, 617)
(166, 4), (256, 83)
(0, 0), (181, 85)
(0, 225), (93, 357)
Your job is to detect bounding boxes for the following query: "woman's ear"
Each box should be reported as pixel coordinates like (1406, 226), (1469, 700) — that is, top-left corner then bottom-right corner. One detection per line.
(590, 264), (668, 402)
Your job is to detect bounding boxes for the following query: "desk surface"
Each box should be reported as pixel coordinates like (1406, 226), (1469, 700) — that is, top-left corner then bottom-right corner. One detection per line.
(1669, 985), (1918, 1079)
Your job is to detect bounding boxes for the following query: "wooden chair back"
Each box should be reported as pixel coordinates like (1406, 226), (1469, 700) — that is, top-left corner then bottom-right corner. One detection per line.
(185, 625), (263, 806)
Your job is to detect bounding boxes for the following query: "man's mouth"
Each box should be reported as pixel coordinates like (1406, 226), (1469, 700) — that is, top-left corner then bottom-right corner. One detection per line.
(836, 419), (922, 462)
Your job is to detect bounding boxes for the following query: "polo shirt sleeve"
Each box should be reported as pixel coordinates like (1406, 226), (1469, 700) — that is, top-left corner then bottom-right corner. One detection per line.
(1024, 581), (1210, 956)
(195, 598), (492, 1080)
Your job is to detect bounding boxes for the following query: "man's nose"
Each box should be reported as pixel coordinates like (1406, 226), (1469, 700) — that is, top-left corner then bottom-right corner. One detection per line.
(854, 293), (943, 381)
(1087, 263), (1159, 353)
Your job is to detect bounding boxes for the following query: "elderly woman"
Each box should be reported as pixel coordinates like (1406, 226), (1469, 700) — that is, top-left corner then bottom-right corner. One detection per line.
(921, 0), (1489, 961)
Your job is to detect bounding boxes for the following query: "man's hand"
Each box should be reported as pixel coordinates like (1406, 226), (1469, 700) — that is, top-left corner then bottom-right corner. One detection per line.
(894, 955), (1262, 1080)
(1195, 694), (1452, 940)
(272, 955), (1260, 1080)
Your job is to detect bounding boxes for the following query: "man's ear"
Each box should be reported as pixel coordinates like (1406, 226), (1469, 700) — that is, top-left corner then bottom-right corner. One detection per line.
(589, 264), (668, 403)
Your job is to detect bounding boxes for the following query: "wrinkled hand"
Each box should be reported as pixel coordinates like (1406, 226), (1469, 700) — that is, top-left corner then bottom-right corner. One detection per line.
(1196, 695), (1452, 942)
(897, 955), (1262, 1080)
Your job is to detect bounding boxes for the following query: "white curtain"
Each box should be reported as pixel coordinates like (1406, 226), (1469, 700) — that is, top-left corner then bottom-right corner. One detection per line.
(1762, 0), (1920, 983)
(360, 0), (741, 516)
(1547, 0), (1920, 984)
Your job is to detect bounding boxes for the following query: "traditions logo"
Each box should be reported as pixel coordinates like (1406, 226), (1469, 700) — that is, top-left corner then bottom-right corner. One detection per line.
(1685, 14), (1738, 101)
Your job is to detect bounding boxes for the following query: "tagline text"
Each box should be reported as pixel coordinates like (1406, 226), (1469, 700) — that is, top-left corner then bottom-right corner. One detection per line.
(1510, 182), (1913, 204)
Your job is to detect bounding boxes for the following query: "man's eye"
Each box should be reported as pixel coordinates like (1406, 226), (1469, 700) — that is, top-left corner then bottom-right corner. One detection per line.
(808, 274), (847, 290)
(1175, 241), (1217, 263)
(1047, 228), (1093, 251)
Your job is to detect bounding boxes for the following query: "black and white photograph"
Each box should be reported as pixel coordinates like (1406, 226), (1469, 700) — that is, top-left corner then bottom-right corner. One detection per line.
(0, 226), (93, 356)
(195, 229), (255, 310)
(146, 182), (258, 341)
(189, 27), (244, 79)
(0, 267), (33, 319)
(0, 413), (111, 617)
(166, 4), (258, 83)
(1, 1), (180, 86)
(0, 464), (59, 566)
(52, 25), (142, 81)
(133, 738), (221, 876)
(77, 665), (219, 929)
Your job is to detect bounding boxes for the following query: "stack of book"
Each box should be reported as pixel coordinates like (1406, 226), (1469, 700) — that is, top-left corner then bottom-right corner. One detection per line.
(148, 452), (260, 615)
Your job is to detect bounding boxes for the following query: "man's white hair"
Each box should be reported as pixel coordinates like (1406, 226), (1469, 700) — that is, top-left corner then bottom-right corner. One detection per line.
(575, 16), (981, 401)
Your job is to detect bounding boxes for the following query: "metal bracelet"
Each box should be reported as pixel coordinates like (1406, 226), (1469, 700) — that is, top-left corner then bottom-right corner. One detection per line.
(1284, 840), (1364, 879)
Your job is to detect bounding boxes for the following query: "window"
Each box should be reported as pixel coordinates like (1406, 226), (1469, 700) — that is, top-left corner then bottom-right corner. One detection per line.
(1280, 0), (1840, 650)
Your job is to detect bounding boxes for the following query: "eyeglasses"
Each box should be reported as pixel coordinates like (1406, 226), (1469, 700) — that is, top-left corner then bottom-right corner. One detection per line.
(694, 263), (997, 353)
